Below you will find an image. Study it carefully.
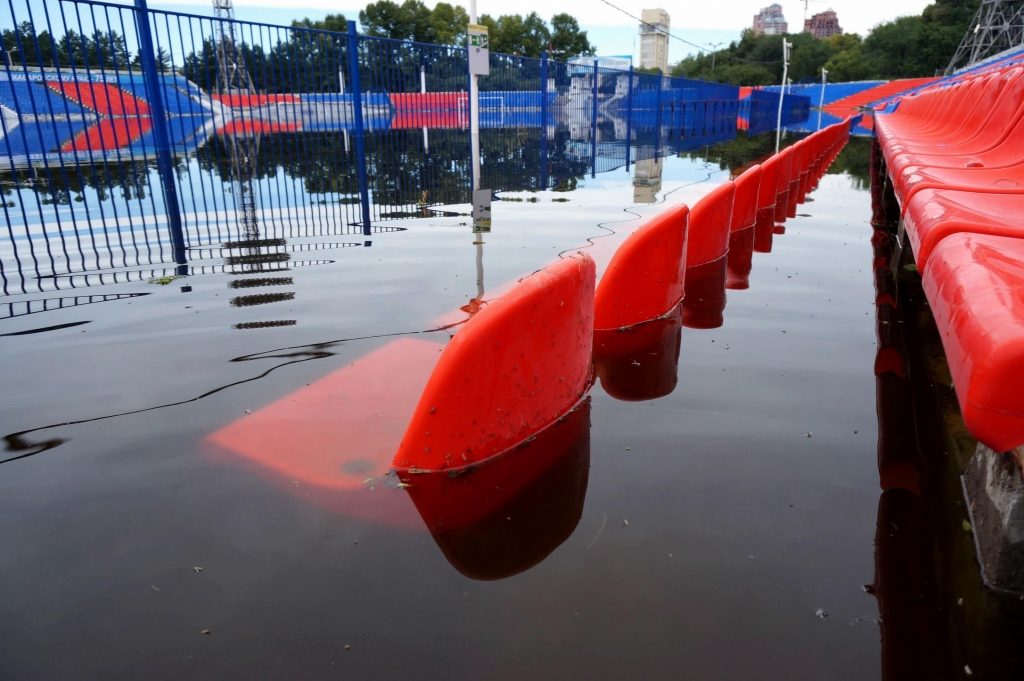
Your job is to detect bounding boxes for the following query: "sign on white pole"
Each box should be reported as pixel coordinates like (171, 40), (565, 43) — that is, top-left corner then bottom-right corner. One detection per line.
(468, 24), (490, 76)
(472, 189), (492, 233)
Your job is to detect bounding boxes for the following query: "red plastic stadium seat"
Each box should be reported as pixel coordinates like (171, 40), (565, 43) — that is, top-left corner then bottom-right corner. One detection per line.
(686, 181), (735, 268)
(774, 147), (793, 223)
(895, 161), (1024, 208)
(731, 165), (761, 232)
(923, 233), (1024, 451)
(754, 155), (780, 253)
(903, 188), (1024, 271)
(594, 204), (688, 330)
(884, 68), (1024, 176)
(395, 253), (596, 471)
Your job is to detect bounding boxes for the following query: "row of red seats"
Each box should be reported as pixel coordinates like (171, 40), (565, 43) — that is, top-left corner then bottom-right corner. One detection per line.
(594, 119), (851, 331)
(391, 119), (853, 471)
(206, 122), (852, 538)
(875, 66), (1024, 452)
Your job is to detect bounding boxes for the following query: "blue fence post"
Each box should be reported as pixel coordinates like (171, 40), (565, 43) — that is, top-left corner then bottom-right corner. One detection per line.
(540, 51), (548, 191)
(655, 72), (663, 159)
(346, 20), (372, 236)
(133, 0), (185, 268)
(591, 61), (598, 179)
(677, 77), (683, 141)
(626, 65), (633, 171)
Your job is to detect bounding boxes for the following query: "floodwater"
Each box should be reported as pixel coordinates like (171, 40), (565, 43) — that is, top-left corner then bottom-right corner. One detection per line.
(0, 132), (1019, 679)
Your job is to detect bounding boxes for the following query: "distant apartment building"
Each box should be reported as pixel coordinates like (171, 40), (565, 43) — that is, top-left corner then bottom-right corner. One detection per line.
(639, 9), (670, 73)
(752, 4), (788, 36)
(804, 9), (843, 39)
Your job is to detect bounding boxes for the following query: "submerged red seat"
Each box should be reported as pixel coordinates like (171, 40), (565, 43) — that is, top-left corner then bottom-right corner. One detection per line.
(726, 165), (761, 290)
(686, 181), (735, 267)
(787, 142), (804, 217)
(594, 204), (688, 330)
(923, 233), (1024, 451)
(754, 155), (780, 253)
(731, 165), (761, 232)
(774, 147), (793, 223)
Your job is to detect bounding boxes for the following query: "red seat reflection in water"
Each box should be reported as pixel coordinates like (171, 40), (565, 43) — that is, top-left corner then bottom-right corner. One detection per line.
(397, 399), (591, 580)
(594, 305), (682, 401)
(682, 257), (728, 329)
(726, 227), (754, 290)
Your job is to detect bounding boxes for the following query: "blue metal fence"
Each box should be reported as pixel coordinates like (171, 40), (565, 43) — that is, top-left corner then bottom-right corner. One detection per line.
(1, 0), (801, 296)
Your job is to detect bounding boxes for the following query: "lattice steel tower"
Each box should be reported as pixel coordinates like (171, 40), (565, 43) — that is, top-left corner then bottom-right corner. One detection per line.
(946, 0), (1024, 74)
(212, 0), (254, 93)
(212, 0), (259, 242)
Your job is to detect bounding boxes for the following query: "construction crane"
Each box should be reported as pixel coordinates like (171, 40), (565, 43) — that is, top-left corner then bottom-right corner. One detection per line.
(212, 0), (260, 246)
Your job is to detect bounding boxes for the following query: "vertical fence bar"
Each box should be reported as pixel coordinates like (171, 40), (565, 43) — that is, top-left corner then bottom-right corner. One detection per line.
(626, 65), (633, 171)
(654, 73), (662, 159)
(133, 0), (186, 267)
(346, 21), (372, 235)
(590, 61), (598, 178)
(540, 50), (548, 191)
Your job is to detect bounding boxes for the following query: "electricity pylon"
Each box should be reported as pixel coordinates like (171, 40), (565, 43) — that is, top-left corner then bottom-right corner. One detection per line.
(946, 0), (1024, 75)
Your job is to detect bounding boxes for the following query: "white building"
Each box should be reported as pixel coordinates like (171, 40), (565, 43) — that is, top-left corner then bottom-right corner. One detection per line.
(639, 9), (670, 74)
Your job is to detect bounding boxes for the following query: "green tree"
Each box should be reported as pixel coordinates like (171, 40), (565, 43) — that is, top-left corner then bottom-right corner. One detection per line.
(817, 34), (870, 81)
(358, 1), (467, 46)
(549, 14), (594, 59)
(670, 0), (979, 86)
(479, 12), (550, 57)
(131, 46), (172, 72)
(426, 3), (469, 46)
(292, 13), (349, 33)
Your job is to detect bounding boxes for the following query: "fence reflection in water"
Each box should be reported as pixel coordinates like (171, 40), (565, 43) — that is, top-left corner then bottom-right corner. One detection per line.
(0, 0), (811, 297)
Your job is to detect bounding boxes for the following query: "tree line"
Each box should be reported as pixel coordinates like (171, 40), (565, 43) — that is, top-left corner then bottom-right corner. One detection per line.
(673, 0), (979, 85)
(295, 1), (594, 59)
(2, 22), (171, 71)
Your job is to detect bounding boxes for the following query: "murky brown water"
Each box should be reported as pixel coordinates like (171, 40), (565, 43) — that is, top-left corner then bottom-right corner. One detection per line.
(2, 135), (1021, 680)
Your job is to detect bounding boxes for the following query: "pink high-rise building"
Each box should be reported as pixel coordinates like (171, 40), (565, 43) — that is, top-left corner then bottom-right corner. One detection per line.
(752, 4), (788, 36)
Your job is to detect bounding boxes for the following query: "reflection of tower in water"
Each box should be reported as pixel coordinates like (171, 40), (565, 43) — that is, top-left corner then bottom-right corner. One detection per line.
(632, 157), (663, 203)
(214, 0), (296, 328)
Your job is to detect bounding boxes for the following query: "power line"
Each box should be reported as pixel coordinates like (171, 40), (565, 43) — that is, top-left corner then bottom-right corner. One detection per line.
(595, 0), (783, 65)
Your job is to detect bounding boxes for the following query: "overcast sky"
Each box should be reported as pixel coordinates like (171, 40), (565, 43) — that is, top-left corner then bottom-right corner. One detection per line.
(153, 0), (937, 60)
